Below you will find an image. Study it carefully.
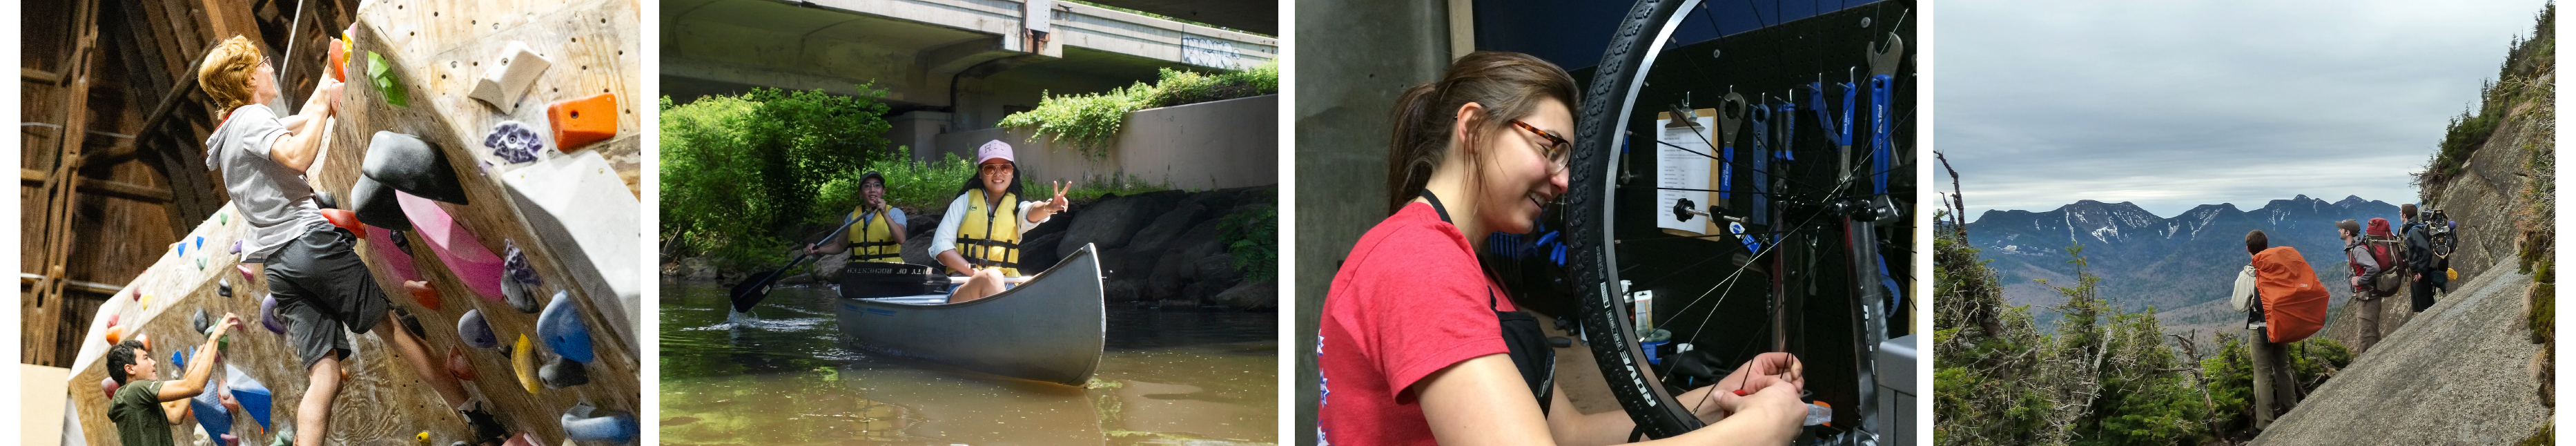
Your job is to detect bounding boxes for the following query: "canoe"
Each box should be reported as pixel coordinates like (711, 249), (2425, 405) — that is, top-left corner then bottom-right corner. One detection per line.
(835, 244), (1106, 386)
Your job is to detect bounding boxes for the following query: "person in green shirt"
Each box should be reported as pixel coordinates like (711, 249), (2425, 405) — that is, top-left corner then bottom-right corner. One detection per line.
(106, 313), (241, 446)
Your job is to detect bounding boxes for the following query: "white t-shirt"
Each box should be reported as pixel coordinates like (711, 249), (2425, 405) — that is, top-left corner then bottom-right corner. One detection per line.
(204, 104), (331, 262)
(927, 192), (1051, 271)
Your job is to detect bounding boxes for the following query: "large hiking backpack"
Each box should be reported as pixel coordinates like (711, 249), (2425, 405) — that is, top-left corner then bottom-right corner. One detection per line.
(2425, 209), (2458, 260)
(2361, 217), (2403, 298)
(2253, 246), (2330, 343)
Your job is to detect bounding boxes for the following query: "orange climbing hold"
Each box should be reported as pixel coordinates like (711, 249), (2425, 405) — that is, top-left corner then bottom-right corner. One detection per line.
(104, 326), (126, 345)
(328, 38), (349, 82)
(321, 209), (367, 238)
(447, 346), (477, 380)
(404, 280), (442, 311)
(547, 93), (618, 152)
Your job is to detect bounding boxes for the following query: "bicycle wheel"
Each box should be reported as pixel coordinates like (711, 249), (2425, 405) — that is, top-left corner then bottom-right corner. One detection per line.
(1563, 0), (1913, 440)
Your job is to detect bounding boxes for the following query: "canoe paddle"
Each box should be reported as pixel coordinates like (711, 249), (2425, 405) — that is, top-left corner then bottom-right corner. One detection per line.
(729, 215), (860, 313)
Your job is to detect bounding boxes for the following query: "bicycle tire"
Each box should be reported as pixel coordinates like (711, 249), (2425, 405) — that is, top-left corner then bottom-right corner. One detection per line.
(1565, 0), (1706, 438)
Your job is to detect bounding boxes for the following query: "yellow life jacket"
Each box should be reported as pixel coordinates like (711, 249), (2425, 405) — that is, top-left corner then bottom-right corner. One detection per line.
(953, 188), (1022, 276)
(844, 206), (902, 263)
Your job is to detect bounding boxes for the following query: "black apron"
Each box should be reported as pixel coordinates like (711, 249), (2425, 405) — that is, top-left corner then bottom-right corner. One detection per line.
(1422, 191), (1557, 414)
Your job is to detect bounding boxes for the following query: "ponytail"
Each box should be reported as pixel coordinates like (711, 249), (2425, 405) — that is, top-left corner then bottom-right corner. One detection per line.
(1384, 52), (1579, 215)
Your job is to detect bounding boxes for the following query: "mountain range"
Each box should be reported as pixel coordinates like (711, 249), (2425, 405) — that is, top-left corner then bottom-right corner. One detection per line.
(1963, 195), (2406, 328)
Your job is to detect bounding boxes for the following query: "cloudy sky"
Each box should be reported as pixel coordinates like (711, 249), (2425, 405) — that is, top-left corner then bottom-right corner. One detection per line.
(1936, 1), (2549, 220)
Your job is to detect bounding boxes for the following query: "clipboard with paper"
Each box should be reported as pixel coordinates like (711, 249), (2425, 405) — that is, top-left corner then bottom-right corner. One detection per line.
(1655, 108), (1721, 237)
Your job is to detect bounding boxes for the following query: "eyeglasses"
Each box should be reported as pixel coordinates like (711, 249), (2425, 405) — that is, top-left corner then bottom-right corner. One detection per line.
(1510, 119), (1571, 172)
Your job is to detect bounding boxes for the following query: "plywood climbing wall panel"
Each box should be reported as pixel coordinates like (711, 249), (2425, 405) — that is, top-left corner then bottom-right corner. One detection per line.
(64, 0), (643, 445)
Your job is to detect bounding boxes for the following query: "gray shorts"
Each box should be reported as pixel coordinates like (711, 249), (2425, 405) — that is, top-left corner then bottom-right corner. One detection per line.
(266, 226), (391, 369)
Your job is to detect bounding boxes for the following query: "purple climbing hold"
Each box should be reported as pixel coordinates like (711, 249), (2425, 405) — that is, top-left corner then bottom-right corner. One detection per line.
(458, 309), (499, 349)
(231, 240), (243, 254)
(261, 295), (288, 334)
(484, 120), (546, 164)
(503, 239), (540, 287)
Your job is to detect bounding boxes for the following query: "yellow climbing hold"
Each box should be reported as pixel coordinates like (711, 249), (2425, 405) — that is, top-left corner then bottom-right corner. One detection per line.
(512, 333), (538, 394)
(416, 431), (430, 446)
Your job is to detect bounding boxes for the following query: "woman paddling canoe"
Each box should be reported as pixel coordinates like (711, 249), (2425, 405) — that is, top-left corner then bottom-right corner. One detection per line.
(808, 171), (908, 263)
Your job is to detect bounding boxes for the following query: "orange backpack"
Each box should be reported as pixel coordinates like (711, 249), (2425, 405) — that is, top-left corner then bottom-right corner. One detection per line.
(2254, 246), (2330, 343)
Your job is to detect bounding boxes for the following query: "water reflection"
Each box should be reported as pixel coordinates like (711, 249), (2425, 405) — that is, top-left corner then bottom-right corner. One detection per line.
(661, 281), (1277, 445)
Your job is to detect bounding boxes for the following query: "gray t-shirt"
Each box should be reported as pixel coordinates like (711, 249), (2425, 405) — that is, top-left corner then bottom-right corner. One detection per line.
(205, 104), (331, 263)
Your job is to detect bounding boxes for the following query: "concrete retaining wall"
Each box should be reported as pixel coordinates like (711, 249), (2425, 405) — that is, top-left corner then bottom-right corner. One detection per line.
(935, 94), (1277, 191)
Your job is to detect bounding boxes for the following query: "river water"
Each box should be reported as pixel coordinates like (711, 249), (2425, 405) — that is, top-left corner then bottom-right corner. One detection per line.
(658, 280), (1278, 445)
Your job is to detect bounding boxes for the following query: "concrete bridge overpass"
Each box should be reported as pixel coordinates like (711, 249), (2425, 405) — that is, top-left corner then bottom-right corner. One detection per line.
(661, 0), (1276, 133)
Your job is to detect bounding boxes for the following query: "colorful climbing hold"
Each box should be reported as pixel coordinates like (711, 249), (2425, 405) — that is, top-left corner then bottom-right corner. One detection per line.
(327, 38), (349, 82)
(193, 309), (213, 334)
(503, 239), (540, 288)
(546, 93), (618, 153)
(231, 240), (242, 254)
(536, 291), (592, 362)
(560, 403), (637, 444)
(190, 381), (232, 439)
(366, 226), (421, 282)
(511, 333), (539, 394)
(485, 120), (545, 164)
(320, 209), (367, 238)
(416, 431), (431, 446)
(237, 264), (256, 283)
(540, 355), (587, 388)
(365, 131), (472, 204)
(470, 41), (552, 114)
(218, 278), (233, 298)
(503, 275), (541, 313)
(458, 309), (498, 348)
(261, 295), (288, 334)
(104, 325), (126, 345)
(99, 376), (118, 400)
(405, 280), (442, 312)
(447, 346), (477, 380)
(351, 176), (412, 231)
(225, 365), (274, 430)
(397, 191), (505, 299)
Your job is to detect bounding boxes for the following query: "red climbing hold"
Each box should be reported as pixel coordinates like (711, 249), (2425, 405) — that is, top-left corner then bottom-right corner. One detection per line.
(321, 209), (367, 238)
(405, 280), (442, 312)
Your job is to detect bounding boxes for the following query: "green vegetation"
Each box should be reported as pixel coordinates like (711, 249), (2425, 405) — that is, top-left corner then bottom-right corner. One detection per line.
(1935, 235), (2352, 445)
(1216, 204), (1278, 282)
(660, 86), (895, 270)
(2421, 4), (2552, 187)
(997, 64), (1278, 161)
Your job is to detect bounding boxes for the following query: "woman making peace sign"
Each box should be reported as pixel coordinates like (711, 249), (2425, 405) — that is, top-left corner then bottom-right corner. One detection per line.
(930, 140), (1071, 302)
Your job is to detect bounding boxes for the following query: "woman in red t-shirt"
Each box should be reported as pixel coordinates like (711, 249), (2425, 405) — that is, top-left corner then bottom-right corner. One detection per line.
(1318, 51), (1811, 445)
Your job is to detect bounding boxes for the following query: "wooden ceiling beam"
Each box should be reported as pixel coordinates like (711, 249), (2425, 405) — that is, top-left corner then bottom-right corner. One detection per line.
(21, 168), (177, 203)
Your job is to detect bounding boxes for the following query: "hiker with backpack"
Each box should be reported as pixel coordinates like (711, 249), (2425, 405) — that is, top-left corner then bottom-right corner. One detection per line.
(2400, 204), (2445, 312)
(2339, 219), (2400, 354)
(2231, 230), (2326, 429)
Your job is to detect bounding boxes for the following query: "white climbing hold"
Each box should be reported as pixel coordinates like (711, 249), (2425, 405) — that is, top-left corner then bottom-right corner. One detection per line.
(469, 41), (552, 113)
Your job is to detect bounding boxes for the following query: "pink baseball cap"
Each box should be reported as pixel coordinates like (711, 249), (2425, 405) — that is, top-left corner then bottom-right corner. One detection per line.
(976, 140), (1015, 165)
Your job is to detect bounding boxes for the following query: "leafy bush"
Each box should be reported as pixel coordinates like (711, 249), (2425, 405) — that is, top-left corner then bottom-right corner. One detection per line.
(660, 86), (896, 269)
(810, 153), (982, 226)
(1216, 204), (1278, 282)
(997, 64), (1278, 161)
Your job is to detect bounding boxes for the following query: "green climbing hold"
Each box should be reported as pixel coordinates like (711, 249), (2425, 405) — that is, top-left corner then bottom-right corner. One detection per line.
(369, 51), (409, 107)
(219, 212), (228, 225)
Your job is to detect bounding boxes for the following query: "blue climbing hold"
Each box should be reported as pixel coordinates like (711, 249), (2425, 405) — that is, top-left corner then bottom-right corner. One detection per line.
(536, 291), (592, 362)
(560, 403), (637, 444)
(191, 382), (232, 437)
(225, 365), (273, 430)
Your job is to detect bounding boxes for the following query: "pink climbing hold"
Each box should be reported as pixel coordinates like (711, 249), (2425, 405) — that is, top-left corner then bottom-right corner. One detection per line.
(365, 224), (422, 282)
(237, 264), (257, 284)
(99, 376), (117, 400)
(396, 191), (506, 300)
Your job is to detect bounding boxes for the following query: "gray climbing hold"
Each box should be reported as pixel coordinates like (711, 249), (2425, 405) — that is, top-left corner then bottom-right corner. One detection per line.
(217, 278), (233, 298)
(350, 175), (413, 231)
(503, 274), (541, 313)
(362, 131), (471, 204)
(458, 309), (498, 349)
(539, 355), (587, 388)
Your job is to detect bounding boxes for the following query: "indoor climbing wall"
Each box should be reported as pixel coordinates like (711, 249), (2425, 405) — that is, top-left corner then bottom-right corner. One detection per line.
(63, 1), (643, 445)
